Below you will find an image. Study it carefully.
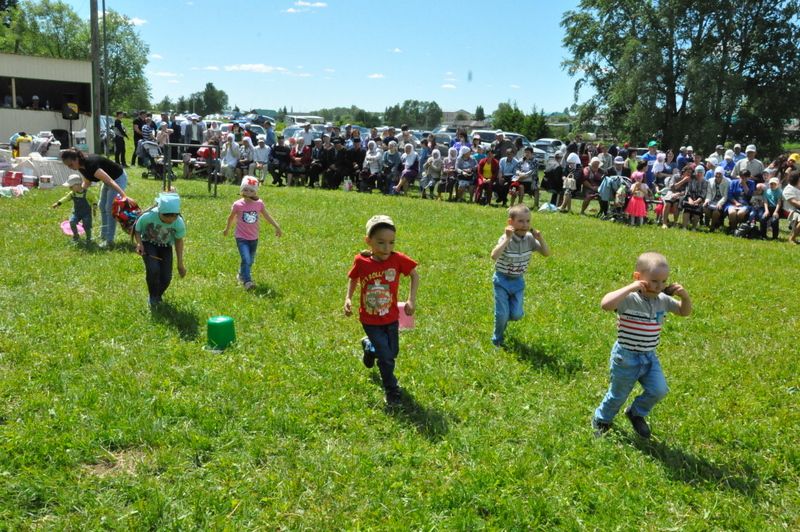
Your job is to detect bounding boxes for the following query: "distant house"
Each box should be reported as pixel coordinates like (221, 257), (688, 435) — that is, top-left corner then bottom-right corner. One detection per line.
(442, 109), (473, 123)
(1, 52), (96, 151)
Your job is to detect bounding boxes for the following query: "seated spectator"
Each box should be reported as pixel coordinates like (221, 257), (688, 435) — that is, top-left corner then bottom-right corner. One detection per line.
(360, 140), (383, 193)
(512, 147), (538, 208)
(704, 166), (730, 231)
(682, 165), (708, 230)
(219, 134), (240, 183)
(783, 172), (800, 244)
(238, 136), (255, 182)
(306, 137), (324, 188)
(380, 141), (401, 194)
(441, 147), (458, 201)
(456, 146), (477, 203)
(250, 138), (271, 182)
(733, 144), (764, 182)
(763, 177), (783, 239)
(542, 152), (565, 207)
(347, 138), (366, 185)
(659, 167), (689, 227)
(497, 148), (519, 207)
(580, 157), (605, 215)
(725, 169), (755, 232)
(288, 137), (311, 186)
(393, 143), (418, 194)
(474, 148), (498, 205)
(270, 135), (290, 186)
(421, 148), (442, 199)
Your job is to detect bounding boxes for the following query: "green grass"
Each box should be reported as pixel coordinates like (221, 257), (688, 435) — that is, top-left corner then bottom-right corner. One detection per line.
(1, 170), (798, 529)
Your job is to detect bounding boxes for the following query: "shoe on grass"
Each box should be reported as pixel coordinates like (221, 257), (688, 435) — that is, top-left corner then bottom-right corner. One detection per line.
(592, 417), (612, 438)
(360, 336), (375, 368)
(243, 281), (255, 290)
(384, 388), (402, 407)
(625, 407), (651, 439)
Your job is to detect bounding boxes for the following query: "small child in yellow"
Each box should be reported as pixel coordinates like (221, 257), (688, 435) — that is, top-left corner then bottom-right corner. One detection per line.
(51, 174), (97, 244)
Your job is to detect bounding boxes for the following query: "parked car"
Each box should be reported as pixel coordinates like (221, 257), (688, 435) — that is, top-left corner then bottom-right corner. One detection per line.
(535, 138), (566, 155)
(99, 115), (114, 154)
(433, 124), (460, 134)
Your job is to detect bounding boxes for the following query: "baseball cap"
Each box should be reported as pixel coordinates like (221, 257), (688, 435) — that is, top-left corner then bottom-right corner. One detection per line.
(647, 140), (658, 147)
(746, 144), (757, 153)
(365, 214), (395, 237)
(64, 174), (83, 187)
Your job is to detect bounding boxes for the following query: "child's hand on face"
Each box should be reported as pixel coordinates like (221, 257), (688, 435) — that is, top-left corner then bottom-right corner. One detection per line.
(630, 279), (649, 293)
(664, 283), (686, 297)
(505, 225), (514, 239)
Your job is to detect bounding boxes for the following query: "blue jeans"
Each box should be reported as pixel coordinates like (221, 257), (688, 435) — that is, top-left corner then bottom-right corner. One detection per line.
(492, 272), (525, 345)
(594, 342), (669, 423)
(236, 238), (258, 283)
(362, 321), (400, 393)
(99, 172), (128, 243)
(142, 241), (173, 304)
(70, 209), (92, 241)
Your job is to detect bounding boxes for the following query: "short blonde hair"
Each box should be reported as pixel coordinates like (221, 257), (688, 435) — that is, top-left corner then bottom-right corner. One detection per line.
(635, 252), (669, 274)
(507, 204), (531, 221)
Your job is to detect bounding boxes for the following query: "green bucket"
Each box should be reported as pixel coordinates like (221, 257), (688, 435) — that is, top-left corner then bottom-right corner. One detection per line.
(207, 315), (236, 350)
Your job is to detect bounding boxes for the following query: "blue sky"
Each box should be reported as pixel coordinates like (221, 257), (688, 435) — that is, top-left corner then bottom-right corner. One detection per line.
(68, 0), (586, 114)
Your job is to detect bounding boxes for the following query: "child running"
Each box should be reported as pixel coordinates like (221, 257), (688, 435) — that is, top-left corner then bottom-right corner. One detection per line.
(51, 173), (97, 245)
(592, 252), (692, 439)
(344, 215), (419, 407)
(133, 193), (187, 307)
(490, 204), (550, 347)
(223, 176), (283, 290)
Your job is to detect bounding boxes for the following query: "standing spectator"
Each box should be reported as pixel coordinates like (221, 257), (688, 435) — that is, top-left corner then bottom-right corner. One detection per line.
(264, 121), (277, 148)
(542, 152), (565, 207)
(491, 131), (514, 159)
(300, 122), (315, 147)
(597, 144), (613, 172)
(220, 134), (240, 183)
(641, 141), (659, 188)
(781, 172), (800, 244)
(112, 111), (128, 167)
(732, 144), (765, 182)
(131, 110), (147, 166)
(497, 148), (519, 207)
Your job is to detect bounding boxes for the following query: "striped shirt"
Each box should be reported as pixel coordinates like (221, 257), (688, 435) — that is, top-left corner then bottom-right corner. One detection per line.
(495, 232), (541, 277)
(616, 292), (680, 352)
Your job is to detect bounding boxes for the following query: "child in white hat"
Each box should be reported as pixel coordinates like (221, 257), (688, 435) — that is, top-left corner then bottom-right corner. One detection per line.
(223, 176), (283, 290)
(51, 174), (97, 244)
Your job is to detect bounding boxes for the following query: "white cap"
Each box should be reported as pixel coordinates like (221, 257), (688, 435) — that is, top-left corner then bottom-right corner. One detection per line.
(746, 144), (757, 153)
(714, 165), (724, 174)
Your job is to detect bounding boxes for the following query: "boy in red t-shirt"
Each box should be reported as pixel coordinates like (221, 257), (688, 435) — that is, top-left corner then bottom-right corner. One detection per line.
(344, 215), (419, 406)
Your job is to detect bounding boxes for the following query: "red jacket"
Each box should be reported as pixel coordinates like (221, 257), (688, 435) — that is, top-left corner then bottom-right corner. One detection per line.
(478, 157), (500, 181)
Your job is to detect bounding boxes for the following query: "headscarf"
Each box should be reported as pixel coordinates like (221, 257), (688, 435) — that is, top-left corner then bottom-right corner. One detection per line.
(459, 146), (471, 158)
(448, 147), (458, 159)
(431, 149), (441, 160)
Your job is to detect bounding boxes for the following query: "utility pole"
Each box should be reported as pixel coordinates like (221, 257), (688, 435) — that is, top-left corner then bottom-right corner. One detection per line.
(102, 0), (110, 156)
(90, 0), (102, 154)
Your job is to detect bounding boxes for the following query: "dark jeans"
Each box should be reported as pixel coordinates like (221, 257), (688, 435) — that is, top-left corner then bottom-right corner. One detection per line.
(362, 321), (400, 393)
(114, 137), (126, 166)
(495, 178), (511, 205)
(131, 135), (142, 165)
(763, 205), (781, 238)
(142, 241), (173, 304)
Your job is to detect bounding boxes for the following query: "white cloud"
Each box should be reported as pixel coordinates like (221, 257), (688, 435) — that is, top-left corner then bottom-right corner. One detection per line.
(191, 66), (220, 71)
(444, 77), (456, 82)
(152, 71), (179, 77)
(323, 68), (335, 73)
(284, 7), (304, 13)
(129, 16), (147, 25)
(224, 64), (287, 73)
(444, 71), (454, 76)
(167, 80), (180, 84)
(510, 84), (521, 89)
(441, 83), (456, 89)
(295, 1), (327, 6)
(367, 73), (385, 79)
(390, 47), (402, 53)
(149, 53), (163, 60)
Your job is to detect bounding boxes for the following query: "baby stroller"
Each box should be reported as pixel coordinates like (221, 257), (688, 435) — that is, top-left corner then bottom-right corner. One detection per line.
(607, 176), (632, 223)
(139, 140), (176, 189)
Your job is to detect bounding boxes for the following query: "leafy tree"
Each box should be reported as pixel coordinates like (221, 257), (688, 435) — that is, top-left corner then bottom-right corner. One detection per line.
(561, 0), (800, 155)
(100, 10), (150, 113)
(493, 102), (526, 135)
(474, 105), (485, 121)
(0, 0), (86, 57)
(424, 101), (442, 129)
(175, 96), (188, 113)
(455, 111), (468, 122)
(383, 104), (401, 126)
(155, 96), (173, 112)
(201, 82), (228, 115)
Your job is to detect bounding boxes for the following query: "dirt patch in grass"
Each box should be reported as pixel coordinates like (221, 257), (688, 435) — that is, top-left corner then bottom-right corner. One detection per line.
(84, 449), (147, 478)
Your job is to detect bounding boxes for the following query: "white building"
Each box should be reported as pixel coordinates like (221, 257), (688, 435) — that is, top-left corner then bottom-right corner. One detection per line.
(1, 52), (96, 152)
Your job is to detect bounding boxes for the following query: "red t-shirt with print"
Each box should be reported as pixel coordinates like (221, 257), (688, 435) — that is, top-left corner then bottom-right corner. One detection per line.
(348, 251), (418, 326)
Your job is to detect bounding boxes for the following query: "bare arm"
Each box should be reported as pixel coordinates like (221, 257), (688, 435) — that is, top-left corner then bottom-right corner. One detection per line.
(94, 169), (126, 198)
(667, 284), (692, 316)
(404, 268), (420, 315)
(261, 209), (282, 237)
(491, 227), (514, 261)
(600, 281), (647, 311)
(175, 238), (186, 278)
(532, 230), (550, 257)
(222, 211), (236, 236)
(343, 278), (358, 316)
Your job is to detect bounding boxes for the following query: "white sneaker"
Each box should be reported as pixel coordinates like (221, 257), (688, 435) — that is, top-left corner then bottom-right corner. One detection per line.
(243, 281), (255, 290)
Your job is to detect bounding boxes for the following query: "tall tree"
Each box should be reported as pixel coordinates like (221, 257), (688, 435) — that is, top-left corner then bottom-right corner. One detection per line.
(561, 0), (800, 155)
(201, 82), (228, 115)
(474, 105), (485, 121)
(99, 10), (150, 112)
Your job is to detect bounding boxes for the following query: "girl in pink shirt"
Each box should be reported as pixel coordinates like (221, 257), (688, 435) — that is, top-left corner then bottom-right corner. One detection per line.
(223, 176), (283, 290)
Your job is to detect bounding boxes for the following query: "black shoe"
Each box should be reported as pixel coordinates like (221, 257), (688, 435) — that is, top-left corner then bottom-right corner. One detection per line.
(625, 407), (651, 439)
(360, 337), (375, 368)
(384, 388), (402, 407)
(592, 417), (612, 438)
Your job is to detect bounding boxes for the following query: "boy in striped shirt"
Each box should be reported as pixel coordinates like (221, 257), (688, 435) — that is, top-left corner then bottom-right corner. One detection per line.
(490, 205), (550, 347)
(592, 252), (692, 438)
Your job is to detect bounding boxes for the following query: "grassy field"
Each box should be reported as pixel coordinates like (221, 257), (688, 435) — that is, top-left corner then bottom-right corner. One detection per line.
(0, 167), (798, 529)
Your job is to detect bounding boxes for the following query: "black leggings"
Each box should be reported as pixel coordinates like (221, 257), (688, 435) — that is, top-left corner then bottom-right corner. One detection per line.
(142, 241), (173, 303)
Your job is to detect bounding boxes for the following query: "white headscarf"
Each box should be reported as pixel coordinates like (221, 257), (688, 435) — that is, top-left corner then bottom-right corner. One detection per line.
(432, 149), (441, 160)
(402, 144), (417, 166)
(459, 146), (471, 158)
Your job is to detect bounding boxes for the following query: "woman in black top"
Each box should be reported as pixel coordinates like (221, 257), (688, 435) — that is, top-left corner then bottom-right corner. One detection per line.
(61, 148), (130, 248)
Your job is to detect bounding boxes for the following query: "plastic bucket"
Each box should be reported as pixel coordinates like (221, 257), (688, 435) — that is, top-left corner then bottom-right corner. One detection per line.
(207, 315), (236, 349)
